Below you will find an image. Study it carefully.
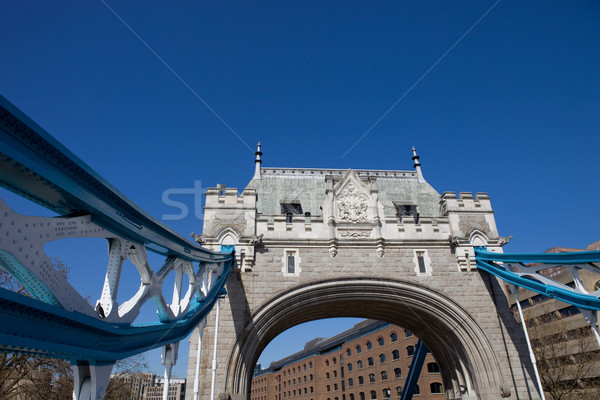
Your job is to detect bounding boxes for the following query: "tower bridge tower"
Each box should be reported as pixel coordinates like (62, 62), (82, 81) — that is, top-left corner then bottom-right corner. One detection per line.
(186, 146), (541, 400)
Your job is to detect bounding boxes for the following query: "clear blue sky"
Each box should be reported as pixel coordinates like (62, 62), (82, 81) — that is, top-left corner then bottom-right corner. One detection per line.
(1, 1), (599, 377)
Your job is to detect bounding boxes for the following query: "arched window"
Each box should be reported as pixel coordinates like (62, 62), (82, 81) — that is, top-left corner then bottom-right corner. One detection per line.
(350, 394), (355, 400)
(394, 368), (401, 379)
(392, 350), (400, 360)
(395, 386), (403, 398)
(334, 383), (338, 391)
(369, 373), (375, 383)
(381, 371), (388, 381)
(293, 379), (296, 385)
(309, 362), (313, 369)
(390, 332), (398, 342)
(326, 373), (330, 380)
(414, 385), (420, 395)
(348, 378), (354, 387)
(348, 363), (353, 372)
(427, 362), (440, 373)
(310, 374), (313, 381)
(383, 388), (391, 399)
(359, 392), (365, 400)
(370, 390), (377, 400)
(310, 387), (314, 393)
(303, 364), (307, 371)
(377, 337), (384, 346)
(333, 370), (337, 378)
(304, 376), (307, 383)
(404, 329), (412, 338)
(379, 354), (386, 363)
(326, 360), (330, 367)
(347, 348), (352, 357)
(356, 345), (362, 354)
(333, 357), (337, 365)
(358, 376), (364, 385)
(367, 357), (374, 366)
(293, 391), (296, 396)
(366, 341), (372, 350)
(357, 360), (363, 369)
(406, 346), (414, 356)
(304, 388), (307, 394)
(327, 385), (331, 392)
(430, 382), (443, 394)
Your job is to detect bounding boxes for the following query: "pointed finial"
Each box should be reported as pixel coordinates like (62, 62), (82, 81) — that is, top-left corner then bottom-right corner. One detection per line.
(253, 142), (263, 179)
(411, 147), (425, 182)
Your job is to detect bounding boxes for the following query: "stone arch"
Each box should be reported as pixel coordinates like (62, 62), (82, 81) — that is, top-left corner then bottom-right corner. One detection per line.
(224, 278), (510, 400)
(469, 229), (489, 247)
(216, 227), (240, 247)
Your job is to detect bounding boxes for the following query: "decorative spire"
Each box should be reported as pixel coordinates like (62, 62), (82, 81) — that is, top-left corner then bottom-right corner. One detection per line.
(253, 142), (263, 180)
(412, 147), (425, 182)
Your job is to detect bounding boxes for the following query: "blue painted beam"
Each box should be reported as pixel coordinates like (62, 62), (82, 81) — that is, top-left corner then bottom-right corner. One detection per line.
(475, 247), (600, 311)
(0, 257), (233, 364)
(400, 340), (428, 400)
(0, 95), (227, 263)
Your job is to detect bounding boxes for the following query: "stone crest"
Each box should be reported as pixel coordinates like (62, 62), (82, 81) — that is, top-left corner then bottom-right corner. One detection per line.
(336, 182), (368, 222)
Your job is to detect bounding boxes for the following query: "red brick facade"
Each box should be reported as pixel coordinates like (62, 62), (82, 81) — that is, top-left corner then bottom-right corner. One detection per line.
(251, 322), (444, 400)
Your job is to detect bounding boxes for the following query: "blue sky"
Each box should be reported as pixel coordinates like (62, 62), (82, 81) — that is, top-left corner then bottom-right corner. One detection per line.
(1, 1), (599, 377)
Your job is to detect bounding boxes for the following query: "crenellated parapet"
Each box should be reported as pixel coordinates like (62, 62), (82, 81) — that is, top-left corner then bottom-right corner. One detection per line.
(202, 187), (258, 271)
(441, 192), (508, 271)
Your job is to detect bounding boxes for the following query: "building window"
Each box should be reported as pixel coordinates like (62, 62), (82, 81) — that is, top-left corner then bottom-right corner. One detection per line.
(304, 376), (307, 383)
(310, 387), (314, 393)
(359, 393), (365, 400)
(430, 383), (443, 394)
(392, 350), (400, 360)
(348, 378), (354, 387)
(310, 374), (313, 381)
(366, 341), (372, 350)
(394, 368), (401, 379)
(379, 354), (386, 364)
(350, 394), (355, 400)
(357, 360), (363, 369)
(390, 332), (398, 342)
(356, 345), (362, 354)
(304, 364), (307, 371)
(333, 371), (338, 378)
(326, 373), (330, 380)
(377, 337), (384, 346)
(406, 346), (414, 357)
(327, 385), (331, 392)
(310, 362), (313, 369)
(358, 376), (364, 385)
(383, 388), (391, 399)
(370, 390), (377, 400)
(347, 348), (352, 357)
(414, 385), (420, 395)
(326, 360), (330, 367)
(281, 249), (302, 276)
(395, 203), (418, 223)
(404, 329), (412, 338)
(381, 371), (388, 381)
(427, 362), (440, 373)
(281, 203), (303, 223)
(348, 363), (353, 371)
(334, 383), (338, 391)
(333, 357), (337, 365)
(367, 357), (374, 366)
(413, 249), (431, 276)
(395, 387), (402, 398)
(369, 374), (375, 383)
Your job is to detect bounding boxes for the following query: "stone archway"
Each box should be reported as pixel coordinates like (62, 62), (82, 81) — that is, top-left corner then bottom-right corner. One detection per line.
(225, 278), (512, 400)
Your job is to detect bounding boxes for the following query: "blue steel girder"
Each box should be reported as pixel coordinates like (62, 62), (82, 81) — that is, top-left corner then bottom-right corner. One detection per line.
(475, 247), (600, 311)
(0, 95), (235, 365)
(400, 340), (428, 400)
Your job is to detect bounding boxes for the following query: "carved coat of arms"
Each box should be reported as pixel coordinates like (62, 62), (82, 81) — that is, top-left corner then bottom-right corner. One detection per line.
(336, 182), (368, 222)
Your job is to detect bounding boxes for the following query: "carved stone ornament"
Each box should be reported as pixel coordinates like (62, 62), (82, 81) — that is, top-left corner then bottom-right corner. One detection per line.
(336, 182), (368, 222)
(338, 230), (371, 238)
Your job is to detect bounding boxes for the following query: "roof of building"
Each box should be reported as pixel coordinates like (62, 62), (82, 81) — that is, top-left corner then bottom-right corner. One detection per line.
(245, 168), (442, 218)
(256, 319), (393, 375)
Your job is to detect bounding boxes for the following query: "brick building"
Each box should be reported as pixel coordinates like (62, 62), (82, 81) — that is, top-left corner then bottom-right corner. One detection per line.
(251, 320), (444, 400)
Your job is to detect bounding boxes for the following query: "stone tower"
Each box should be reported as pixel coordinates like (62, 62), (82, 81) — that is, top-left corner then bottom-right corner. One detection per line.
(185, 146), (541, 400)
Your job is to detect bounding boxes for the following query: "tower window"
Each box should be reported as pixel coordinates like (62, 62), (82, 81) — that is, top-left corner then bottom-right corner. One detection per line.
(281, 203), (303, 223)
